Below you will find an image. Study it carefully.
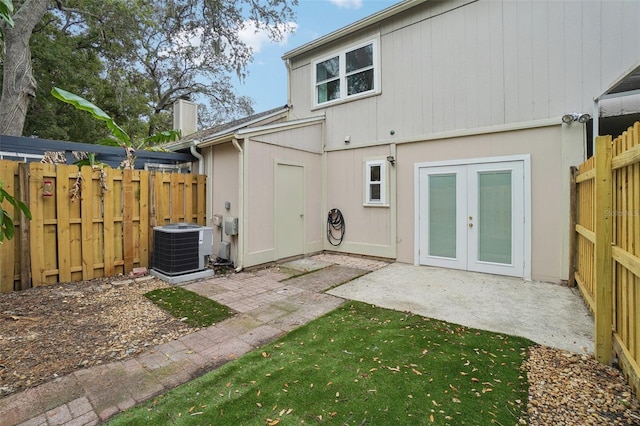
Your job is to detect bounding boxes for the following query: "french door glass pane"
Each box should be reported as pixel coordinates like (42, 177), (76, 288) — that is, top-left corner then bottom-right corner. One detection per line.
(428, 174), (456, 258)
(478, 171), (512, 264)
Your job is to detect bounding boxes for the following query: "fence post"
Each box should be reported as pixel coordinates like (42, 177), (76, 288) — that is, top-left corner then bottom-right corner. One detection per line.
(568, 166), (577, 287)
(18, 163), (31, 290)
(594, 135), (613, 364)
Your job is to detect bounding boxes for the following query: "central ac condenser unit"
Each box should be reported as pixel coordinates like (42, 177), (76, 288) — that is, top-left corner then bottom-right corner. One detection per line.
(152, 224), (213, 276)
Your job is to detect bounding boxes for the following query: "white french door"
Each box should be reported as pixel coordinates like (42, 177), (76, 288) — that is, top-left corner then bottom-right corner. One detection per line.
(418, 160), (525, 277)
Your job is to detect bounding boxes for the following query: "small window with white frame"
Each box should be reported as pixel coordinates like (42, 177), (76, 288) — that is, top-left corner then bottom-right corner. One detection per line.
(314, 39), (379, 107)
(365, 159), (386, 205)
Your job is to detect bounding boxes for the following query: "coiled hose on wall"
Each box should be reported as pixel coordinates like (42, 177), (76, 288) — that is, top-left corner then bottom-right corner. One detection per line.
(327, 208), (345, 246)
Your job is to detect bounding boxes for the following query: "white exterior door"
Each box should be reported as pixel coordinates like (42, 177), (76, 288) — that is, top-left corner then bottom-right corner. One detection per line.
(418, 160), (525, 277)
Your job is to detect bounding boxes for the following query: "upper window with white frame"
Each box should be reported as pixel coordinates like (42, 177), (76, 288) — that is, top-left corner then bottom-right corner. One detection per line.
(365, 159), (386, 206)
(314, 40), (379, 107)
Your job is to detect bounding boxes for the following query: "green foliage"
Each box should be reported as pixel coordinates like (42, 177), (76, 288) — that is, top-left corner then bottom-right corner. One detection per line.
(51, 87), (181, 169)
(0, 0), (13, 28)
(144, 287), (233, 328)
(51, 87), (130, 145)
(107, 302), (533, 425)
(24, 22), (120, 142)
(0, 180), (31, 244)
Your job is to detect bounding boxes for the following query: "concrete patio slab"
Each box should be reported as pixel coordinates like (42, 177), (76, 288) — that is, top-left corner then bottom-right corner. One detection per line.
(328, 263), (594, 354)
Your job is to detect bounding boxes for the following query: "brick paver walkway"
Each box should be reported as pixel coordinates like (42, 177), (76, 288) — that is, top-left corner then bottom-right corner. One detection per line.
(0, 254), (388, 426)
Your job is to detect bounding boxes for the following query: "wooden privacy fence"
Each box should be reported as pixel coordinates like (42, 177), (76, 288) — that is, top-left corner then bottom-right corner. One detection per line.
(0, 161), (206, 292)
(571, 122), (640, 395)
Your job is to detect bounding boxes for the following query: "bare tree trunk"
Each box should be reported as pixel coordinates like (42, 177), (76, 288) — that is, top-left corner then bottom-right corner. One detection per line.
(0, 0), (50, 136)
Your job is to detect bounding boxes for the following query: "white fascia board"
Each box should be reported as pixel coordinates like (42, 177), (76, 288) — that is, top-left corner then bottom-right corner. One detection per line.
(236, 115), (325, 138)
(163, 139), (196, 152)
(282, 0), (427, 60)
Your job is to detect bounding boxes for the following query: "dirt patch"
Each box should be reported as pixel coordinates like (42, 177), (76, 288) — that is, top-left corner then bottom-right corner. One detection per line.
(0, 277), (197, 397)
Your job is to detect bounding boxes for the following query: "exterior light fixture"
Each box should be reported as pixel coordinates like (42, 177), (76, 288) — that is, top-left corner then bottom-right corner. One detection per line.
(386, 155), (395, 166)
(577, 113), (591, 123)
(344, 136), (351, 144)
(562, 113), (591, 124)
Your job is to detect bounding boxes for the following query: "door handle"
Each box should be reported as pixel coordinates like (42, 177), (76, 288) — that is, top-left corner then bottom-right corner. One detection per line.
(468, 223), (473, 228)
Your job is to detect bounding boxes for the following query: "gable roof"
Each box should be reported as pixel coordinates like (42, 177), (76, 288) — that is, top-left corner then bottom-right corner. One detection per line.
(165, 105), (290, 151)
(181, 105), (290, 143)
(281, 0), (428, 60)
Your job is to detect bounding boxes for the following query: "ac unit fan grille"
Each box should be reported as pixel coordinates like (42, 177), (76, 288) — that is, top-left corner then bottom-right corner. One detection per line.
(153, 230), (201, 276)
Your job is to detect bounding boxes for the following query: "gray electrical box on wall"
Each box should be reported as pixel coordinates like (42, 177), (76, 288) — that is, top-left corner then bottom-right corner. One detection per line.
(224, 217), (238, 235)
(218, 241), (231, 260)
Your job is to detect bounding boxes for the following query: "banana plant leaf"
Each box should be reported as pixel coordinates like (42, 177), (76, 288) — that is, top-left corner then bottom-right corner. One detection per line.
(51, 87), (130, 146)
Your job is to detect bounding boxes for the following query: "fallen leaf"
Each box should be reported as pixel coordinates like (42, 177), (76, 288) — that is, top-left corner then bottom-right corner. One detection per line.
(452, 397), (461, 403)
(430, 414), (435, 422)
(412, 369), (422, 376)
(267, 419), (280, 426)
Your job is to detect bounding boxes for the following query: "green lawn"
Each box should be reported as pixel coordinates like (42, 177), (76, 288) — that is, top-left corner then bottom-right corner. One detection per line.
(108, 301), (533, 425)
(145, 286), (234, 328)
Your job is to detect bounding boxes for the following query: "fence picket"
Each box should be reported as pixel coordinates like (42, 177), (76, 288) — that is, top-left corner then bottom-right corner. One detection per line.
(573, 123), (640, 396)
(56, 164), (72, 283)
(123, 169), (134, 272)
(0, 160), (18, 292)
(0, 161), (207, 293)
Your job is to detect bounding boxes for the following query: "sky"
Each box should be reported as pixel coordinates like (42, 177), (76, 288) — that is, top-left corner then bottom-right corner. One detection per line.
(234, 0), (398, 113)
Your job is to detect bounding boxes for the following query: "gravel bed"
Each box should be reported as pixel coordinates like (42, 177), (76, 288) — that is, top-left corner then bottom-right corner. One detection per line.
(524, 346), (640, 425)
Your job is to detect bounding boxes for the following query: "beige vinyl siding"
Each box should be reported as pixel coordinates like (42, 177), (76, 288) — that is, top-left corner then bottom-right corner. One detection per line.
(394, 125), (580, 283)
(209, 143), (240, 261)
(287, 0), (640, 150)
(244, 134), (323, 267)
(325, 145), (395, 258)
(249, 122), (323, 154)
